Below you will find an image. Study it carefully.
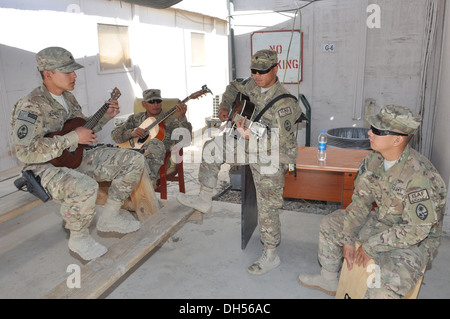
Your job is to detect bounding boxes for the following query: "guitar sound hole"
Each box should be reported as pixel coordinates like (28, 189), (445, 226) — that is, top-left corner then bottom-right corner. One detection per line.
(138, 135), (149, 144)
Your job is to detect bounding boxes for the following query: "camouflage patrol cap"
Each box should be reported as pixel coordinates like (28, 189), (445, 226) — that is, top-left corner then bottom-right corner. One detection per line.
(250, 49), (278, 71)
(366, 105), (421, 135)
(36, 47), (83, 72)
(143, 89), (161, 102)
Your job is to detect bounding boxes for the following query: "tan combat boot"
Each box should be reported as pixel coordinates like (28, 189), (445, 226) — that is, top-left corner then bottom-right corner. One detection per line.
(68, 228), (107, 261)
(247, 246), (281, 275)
(97, 199), (141, 234)
(298, 268), (339, 295)
(176, 185), (213, 214)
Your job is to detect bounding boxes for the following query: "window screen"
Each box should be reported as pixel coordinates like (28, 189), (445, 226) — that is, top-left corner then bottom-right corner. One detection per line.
(97, 24), (131, 71)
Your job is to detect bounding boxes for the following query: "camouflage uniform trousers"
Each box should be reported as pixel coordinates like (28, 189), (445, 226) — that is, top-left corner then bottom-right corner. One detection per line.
(199, 135), (287, 248)
(41, 146), (145, 231)
(142, 138), (166, 181)
(319, 209), (428, 298)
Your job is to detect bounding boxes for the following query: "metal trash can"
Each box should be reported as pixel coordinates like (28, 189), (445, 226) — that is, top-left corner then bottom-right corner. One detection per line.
(326, 127), (371, 150)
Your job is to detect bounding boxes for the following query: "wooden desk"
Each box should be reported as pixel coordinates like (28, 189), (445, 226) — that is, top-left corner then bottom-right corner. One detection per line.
(283, 146), (370, 208)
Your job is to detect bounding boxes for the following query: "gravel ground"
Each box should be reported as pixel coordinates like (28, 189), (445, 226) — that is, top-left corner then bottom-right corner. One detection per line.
(181, 162), (340, 216)
(214, 180), (340, 215)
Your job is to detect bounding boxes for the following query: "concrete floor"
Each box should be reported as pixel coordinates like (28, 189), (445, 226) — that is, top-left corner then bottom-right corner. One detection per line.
(1, 162), (449, 299)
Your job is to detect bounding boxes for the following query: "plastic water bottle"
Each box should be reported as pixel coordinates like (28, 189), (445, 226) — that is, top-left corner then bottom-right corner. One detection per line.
(318, 130), (327, 161)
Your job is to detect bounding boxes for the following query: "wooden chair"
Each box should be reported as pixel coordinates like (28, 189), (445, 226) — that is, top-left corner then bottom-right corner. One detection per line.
(154, 146), (185, 199)
(133, 98), (186, 200)
(335, 242), (426, 299)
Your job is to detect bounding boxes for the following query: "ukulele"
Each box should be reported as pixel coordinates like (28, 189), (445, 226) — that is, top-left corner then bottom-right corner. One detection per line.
(117, 85), (212, 149)
(46, 87), (121, 169)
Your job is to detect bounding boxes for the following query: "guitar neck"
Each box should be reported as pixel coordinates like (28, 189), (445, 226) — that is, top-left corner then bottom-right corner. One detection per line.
(83, 102), (110, 130)
(146, 96), (190, 131)
(83, 87), (120, 130)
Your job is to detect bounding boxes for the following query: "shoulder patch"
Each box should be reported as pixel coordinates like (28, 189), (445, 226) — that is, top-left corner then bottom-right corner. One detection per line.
(16, 124), (29, 139)
(18, 110), (38, 124)
(416, 204), (429, 221)
(284, 119), (292, 132)
(408, 189), (430, 204)
(278, 107), (292, 118)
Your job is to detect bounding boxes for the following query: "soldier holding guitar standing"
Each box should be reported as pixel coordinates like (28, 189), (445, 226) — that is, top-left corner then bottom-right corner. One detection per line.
(11, 47), (145, 261)
(178, 49), (302, 276)
(111, 89), (192, 181)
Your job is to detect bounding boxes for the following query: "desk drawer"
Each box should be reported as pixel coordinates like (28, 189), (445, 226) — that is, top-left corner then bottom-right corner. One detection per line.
(343, 172), (356, 190)
(342, 190), (354, 208)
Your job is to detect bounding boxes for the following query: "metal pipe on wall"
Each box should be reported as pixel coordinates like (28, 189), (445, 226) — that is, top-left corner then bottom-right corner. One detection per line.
(228, 0), (236, 80)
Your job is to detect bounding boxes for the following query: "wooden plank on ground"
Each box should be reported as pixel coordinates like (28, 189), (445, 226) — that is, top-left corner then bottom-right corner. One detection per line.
(0, 166), (44, 224)
(43, 201), (195, 299)
(0, 166), (23, 182)
(0, 171), (22, 198)
(0, 190), (42, 224)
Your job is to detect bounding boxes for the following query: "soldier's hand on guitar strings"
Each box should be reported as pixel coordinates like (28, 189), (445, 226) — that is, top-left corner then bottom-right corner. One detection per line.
(131, 127), (148, 139)
(75, 126), (98, 145)
(235, 116), (251, 140)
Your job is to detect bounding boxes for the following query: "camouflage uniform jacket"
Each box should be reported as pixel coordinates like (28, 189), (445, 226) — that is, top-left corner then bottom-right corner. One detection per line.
(342, 145), (447, 259)
(219, 77), (302, 164)
(111, 112), (192, 151)
(10, 84), (112, 175)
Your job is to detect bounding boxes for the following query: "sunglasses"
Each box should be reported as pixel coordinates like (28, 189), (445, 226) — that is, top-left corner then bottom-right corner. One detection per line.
(147, 99), (162, 104)
(251, 64), (277, 75)
(370, 125), (408, 136)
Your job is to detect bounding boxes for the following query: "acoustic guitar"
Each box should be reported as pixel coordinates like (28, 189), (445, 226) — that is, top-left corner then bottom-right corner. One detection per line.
(46, 87), (121, 169)
(117, 85), (212, 149)
(223, 92), (268, 139)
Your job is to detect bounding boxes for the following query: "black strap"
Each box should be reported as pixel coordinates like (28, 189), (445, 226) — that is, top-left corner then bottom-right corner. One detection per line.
(253, 93), (298, 122)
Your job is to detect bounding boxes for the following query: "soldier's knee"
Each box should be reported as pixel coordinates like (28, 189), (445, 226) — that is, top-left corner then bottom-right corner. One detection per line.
(319, 212), (334, 231)
(319, 209), (345, 232)
(134, 152), (145, 169)
(83, 178), (99, 200)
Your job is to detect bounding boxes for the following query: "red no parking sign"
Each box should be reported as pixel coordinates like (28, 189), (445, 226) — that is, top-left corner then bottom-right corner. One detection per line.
(251, 30), (303, 84)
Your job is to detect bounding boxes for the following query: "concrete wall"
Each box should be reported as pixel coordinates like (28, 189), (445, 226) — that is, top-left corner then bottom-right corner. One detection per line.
(0, 0), (229, 171)
(232, 0), (449, 232)
(232, 0), (431, 144)
(433, 1), (450, 234)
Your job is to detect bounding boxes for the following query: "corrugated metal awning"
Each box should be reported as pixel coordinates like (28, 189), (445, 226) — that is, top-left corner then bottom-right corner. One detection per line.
(120, 0), (183, 9)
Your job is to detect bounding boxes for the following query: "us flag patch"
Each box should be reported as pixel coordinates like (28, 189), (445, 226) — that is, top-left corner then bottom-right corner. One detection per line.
(18, 110), (38, 124)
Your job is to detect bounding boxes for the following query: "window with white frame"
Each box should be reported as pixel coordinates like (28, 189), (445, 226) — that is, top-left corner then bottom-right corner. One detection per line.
(191, 32), (206, 66)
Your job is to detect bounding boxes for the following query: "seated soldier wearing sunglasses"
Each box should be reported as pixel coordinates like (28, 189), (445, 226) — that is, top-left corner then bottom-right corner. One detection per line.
(298, 105), (447, 298)
(111, 89), (192, 182)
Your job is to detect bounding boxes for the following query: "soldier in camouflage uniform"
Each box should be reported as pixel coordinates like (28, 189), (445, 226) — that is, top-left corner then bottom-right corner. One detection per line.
(298, 105), (447, 298)
(177, 49), (302, 275)
(110, 89), (192, 181)
(10, 47), (146, 261)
